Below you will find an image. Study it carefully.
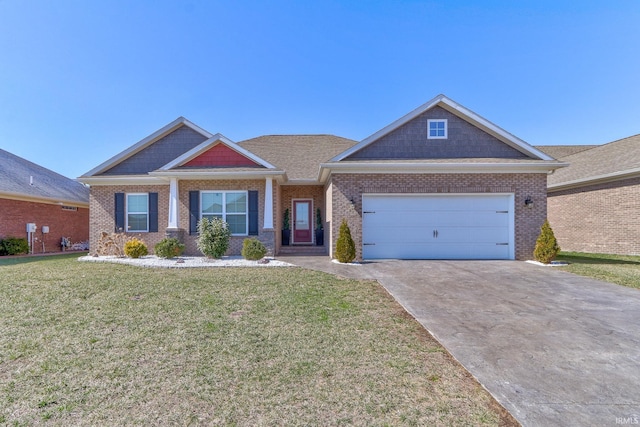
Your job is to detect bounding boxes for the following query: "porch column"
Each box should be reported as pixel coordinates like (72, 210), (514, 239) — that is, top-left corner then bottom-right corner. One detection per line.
(168, 177), (179, 229)
(263, 177), (274, 229)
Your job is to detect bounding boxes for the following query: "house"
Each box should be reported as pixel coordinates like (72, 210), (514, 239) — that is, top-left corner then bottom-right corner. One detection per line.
(79, 94), (565, 260)
(0, 148), (89, 253)
(539, 134), (640, 255)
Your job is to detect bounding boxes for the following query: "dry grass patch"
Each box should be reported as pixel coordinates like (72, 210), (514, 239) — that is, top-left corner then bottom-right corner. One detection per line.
(0, 256), (516, 426)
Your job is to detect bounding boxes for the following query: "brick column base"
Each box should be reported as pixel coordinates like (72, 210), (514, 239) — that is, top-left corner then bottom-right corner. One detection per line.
(165, 228), (185, 243)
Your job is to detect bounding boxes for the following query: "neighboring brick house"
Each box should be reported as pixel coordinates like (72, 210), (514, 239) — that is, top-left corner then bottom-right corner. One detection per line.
(538, 134), (640, 255)
(79, 94), (565, 260)
(0, 149), (89, 253)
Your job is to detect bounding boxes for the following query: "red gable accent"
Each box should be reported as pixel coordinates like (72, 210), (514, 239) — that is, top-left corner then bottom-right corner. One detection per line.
(183, 143), (259, 167)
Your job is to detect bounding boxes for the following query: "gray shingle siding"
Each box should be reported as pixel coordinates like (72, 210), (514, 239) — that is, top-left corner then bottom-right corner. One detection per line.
(347, 106), (528, 160)
(101, 125), (208, 175)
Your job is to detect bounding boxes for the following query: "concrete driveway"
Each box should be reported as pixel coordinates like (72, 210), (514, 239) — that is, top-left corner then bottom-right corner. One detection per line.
(284, 257), (640, 426)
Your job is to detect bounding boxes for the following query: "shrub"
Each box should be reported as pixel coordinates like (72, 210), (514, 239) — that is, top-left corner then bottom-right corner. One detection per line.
(197, 217), (231, 258)
(124, 237), (148, 259)
(0, 237), (29, 256)
(154, 237), (185, 259)
(335, 219), (356, 263)
(241, 238), (267, 260)
(534, 219), (560, 264)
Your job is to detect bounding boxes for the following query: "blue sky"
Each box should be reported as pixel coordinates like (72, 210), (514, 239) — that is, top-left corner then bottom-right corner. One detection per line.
(1, 1), (639, 179)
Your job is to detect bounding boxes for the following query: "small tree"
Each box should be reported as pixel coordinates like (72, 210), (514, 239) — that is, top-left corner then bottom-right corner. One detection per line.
(197, 217), (231, 258)
(335, 219), (356, 263)
(533, 219), (560, 264)
(283, 208), (290, 230)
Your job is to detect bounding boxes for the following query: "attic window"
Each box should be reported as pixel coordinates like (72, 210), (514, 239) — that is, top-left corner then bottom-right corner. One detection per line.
(427, 119), (447, 139)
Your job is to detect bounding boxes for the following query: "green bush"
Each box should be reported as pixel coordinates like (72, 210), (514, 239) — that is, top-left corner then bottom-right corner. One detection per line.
(154, 237), (185, 259)
(0, 237), (29, 256)
(533, 219), (560, 264)
(241, 238), (267, 260)
(124, 237), (148, 259)
(197, 217), (231, 258)
(335, 219), (356, 263)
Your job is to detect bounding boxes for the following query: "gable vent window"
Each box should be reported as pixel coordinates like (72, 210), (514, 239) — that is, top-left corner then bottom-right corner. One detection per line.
(427, 119), (448, 139)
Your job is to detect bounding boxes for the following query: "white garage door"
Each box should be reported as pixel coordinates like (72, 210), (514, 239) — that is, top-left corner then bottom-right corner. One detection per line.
(362, 194), (514, 260)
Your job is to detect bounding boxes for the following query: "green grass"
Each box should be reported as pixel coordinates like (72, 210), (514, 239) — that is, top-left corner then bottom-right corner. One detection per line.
(556, 251), (640, 289)
(0, 256), (515, 426)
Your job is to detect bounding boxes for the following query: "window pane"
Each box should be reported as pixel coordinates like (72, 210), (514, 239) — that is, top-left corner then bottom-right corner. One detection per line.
(226, 214), (247, 234)
(128, 214), (148, 231)
(127, 194), (148, 213)
(226, 192), (247, 213)
(202, 193), (223, 214)
(202, 214), (223, 222)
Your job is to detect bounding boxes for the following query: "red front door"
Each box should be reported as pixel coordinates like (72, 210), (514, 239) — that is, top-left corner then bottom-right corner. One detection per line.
(293, 200), (312, 243)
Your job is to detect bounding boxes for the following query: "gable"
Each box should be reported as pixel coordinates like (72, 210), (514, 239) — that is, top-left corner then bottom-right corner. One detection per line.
(346, 106), (529, 160)
(101, 125), (209, 175)
(182, 143), (260, 168)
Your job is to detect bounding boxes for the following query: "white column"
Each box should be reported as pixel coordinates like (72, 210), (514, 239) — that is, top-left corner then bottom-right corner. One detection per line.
(263, 177), (274, 229)
(168, 177), (179, 229)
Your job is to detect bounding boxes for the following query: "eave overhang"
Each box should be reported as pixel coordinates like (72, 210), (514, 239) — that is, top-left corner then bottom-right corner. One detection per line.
(79, 170), (288, 186)
(548, 168), (640, 192)
(318, 161), (568, 182)
(0, 191), (89, 208)
(149, 169), (287, 183)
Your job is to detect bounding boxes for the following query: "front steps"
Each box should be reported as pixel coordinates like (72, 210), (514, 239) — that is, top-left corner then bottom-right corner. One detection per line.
(278, 245), (328, 256)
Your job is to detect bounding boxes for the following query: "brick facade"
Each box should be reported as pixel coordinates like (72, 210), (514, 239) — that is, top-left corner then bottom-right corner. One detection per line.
(548, 177), (640, 255)
(178, 180), (274, 256)
(89, 179), (278, 257)
(90, 184), (170, 254)
(329, 173), (547, 260)
(0, 198), (89, 253)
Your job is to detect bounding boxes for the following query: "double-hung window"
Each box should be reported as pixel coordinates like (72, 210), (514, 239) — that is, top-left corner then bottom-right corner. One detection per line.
(427, 119), (448, 139)
(201, 191), (248, 235)
(126, 193), (149, 232)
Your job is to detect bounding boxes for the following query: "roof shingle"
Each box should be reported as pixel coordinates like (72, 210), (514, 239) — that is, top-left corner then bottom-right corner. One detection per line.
(238, 135), (358, 181)
(547, 134), (640, 186)
(0, 149), (89, 205)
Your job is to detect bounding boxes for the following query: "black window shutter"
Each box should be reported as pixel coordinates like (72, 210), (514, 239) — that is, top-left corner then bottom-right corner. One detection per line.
(189, 191), (199, 235)
(248, 190), (259, 235)
(115, 193), (125, 232)
(148, 192), (158, 232)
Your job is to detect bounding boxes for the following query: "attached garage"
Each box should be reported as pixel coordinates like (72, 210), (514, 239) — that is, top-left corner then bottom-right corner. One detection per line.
(362, 194), (515, 260)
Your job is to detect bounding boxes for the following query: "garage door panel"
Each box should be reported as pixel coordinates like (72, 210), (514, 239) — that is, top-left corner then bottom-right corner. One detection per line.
(365, 211), (508, 228)
(364, 195), (509, 211)
(365, 226), (510, 243)
(362, 194), (514, 260)
(364, 242), (511, 260)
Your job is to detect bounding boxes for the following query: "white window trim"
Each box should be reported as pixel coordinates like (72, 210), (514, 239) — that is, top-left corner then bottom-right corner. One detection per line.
(126, 193), (149, 232)
(427, 119), (448, 139)
(200, 190), (249, 236)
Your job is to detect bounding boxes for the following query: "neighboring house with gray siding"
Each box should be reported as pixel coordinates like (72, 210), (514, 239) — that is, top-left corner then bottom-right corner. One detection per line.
(79, 94), (565, 260)
(538, 134), (640, 255)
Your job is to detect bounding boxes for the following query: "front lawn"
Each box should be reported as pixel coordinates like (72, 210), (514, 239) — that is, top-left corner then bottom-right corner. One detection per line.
(0, 257), (514, 426)
(556, 251), (640, 289)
